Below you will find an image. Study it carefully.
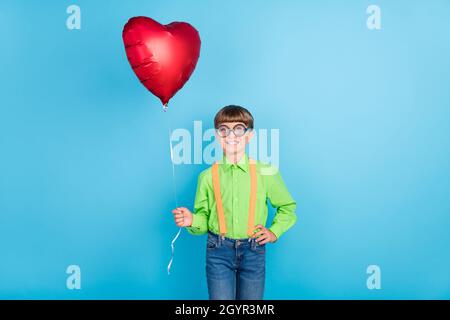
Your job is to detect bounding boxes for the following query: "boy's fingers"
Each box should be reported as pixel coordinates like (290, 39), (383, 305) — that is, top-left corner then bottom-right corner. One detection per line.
(256, 234), (269, 243)
(253, 230), (265, 238)
(253, 225), (266, 235)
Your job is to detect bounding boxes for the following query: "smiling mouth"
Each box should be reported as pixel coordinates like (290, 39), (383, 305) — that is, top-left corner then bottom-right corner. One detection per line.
(226, 141), (239, 145)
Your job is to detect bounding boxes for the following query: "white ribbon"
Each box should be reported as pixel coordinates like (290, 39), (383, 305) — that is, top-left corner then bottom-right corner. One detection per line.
(167, 227), (182, 275)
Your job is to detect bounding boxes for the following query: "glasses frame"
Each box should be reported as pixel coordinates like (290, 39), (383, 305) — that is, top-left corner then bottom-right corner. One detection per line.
(215, 124), (250, 138)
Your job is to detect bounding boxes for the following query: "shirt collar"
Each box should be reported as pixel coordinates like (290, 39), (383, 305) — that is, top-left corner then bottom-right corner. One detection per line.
(221, 153), (249, 172)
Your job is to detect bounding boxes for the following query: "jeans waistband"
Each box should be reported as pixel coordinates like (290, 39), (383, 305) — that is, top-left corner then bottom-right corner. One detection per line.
(207, 230), (260, 248)
(208, 230), (251, 241)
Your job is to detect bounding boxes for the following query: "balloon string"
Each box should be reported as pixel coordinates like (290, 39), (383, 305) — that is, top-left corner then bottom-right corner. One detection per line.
(167, 227), (182, 275)
(164, 103), (182, 275)
(164, 103), (179, 206)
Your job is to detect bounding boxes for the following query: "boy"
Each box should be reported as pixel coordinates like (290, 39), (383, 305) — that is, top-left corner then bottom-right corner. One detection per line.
(172, 105), (297, 300)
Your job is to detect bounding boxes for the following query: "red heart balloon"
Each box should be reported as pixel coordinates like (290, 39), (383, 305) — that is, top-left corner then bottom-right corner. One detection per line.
(122, 16), (201, 106)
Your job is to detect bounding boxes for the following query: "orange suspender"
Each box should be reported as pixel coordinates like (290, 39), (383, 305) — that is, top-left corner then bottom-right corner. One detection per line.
(211, 159), (257, 237)
(211, 162), (227, 236)
(247, 159), (257, 237)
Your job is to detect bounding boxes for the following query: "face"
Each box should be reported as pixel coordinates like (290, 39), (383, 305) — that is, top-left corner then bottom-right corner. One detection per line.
(215, 122), (254, 155)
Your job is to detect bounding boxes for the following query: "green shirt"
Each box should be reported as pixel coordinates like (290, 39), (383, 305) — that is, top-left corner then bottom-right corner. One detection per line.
(186, 154), (297, 240)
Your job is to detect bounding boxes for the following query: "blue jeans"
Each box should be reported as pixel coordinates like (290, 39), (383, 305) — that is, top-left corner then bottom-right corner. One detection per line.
(206, 231), (266, 300)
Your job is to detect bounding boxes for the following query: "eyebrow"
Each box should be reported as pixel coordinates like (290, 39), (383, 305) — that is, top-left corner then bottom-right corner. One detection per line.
(219, 123), (245, 129)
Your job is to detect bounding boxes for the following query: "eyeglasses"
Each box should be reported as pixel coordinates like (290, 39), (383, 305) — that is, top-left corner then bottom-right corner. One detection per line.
(216, 124), (250, 137)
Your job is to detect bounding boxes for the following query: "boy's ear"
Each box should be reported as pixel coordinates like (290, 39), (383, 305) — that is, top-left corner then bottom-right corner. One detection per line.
(245, 129), (255, 143)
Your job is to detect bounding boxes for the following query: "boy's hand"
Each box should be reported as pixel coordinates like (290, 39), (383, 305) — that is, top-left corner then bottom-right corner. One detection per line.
(172, 207), (193, 227)
(253, 224), (277, 244)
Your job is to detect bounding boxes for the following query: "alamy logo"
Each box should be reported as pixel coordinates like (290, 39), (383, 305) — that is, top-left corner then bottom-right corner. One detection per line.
(366, 5), (381, 30)
(366, 265), (381, 290)
(66, 5), (81, 30)
(66, 265), (81, 290)
(170, 121), (280, 175)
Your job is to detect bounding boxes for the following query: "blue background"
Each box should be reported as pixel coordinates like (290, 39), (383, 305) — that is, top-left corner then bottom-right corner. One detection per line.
(1, 0), (449, 299)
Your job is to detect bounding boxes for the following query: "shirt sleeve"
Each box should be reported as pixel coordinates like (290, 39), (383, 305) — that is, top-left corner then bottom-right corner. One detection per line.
(186, 171), (210, 236)
(266, 169), (297, 240)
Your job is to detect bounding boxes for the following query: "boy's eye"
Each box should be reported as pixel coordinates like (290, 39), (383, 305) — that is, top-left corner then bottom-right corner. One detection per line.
(233, 125), (246, 136)
(217, 126), (229, 137)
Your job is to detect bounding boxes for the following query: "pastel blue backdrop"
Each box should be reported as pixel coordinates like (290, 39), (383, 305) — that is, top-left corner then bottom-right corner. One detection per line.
(0, 0), (449, 299)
